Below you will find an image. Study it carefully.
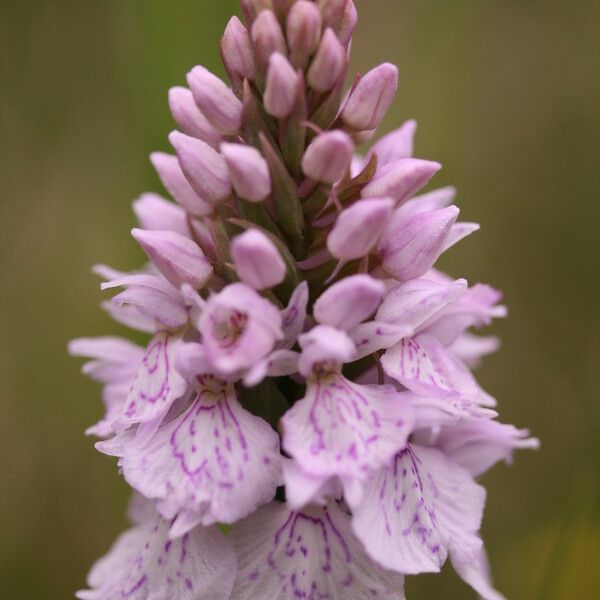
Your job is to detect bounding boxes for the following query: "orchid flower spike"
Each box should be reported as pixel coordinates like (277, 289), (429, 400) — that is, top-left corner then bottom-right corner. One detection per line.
(71, 2), (538, 599)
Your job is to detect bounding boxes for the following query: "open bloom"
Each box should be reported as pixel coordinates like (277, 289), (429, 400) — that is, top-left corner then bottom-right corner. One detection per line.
(72, 1), (538, 598)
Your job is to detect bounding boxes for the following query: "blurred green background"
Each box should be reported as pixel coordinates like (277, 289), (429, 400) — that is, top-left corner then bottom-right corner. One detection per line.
(1, 0), (598, 597)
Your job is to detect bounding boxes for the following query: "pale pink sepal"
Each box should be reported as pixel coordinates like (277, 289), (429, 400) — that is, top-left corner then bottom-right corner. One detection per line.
(221, 16), (255, 80)
(186, 65), (242, 135)
(168, 86), (221, 147)
(301, 130), (354, 183)
(221, 143), (271, 202)
(287, 1), (322, 68)
(341, 63), (398, 131)
(314, 274), (385, 330)
(378, 205), (459, 281)
(307, 27), (346, 92)
(264, 52), (299, 118)
(132, 193), (190, 238)
(369, 119), (417, 166)
(361, 158), (442, 204)
(327, 197), (394, 259)
(231, 229), (285, 289)
(131, 228), (213, 290)
(150, 151), (213, 216)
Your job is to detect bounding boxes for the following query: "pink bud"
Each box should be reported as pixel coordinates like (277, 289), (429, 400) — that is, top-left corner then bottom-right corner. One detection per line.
(318, 0), (346, 27)
(186, 66), (242, 135)
(168, 87), (221, 147)
(131, 228), (213, 289)
(132, 193), (190, 238)
(361, 158), (442, 204)
(251, 9), (287, 77)
(220, 143), (271, 202)
(369, 119), (417, 167)
(221, 16), (255, 80)
(264, 53), (299, 118)
(301, 130), (353, 183)
(337, 0), (357, 47)
(287, 1), (322, 69)
(168, 131), (231, 203)
(314, 274), (385, 330)
(341, 63), (398, 131)
(273, 0), (295, 21)
(327, 198), (394, 259)
(241, 0), (273, 25)
(231, 229), (286, 289)
(149, 152), (213, 215)
(307, 28), (347, 92)
(377, 205), (459, 281)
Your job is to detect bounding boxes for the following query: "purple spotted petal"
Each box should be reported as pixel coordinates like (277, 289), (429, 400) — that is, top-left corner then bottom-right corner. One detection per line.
(121, 380), (281, 529)
(350, 444), (485, 575)
(281, 372), (414, 486)
(76, 510), (235, 600)
(113, 332), (188, 431)
(229, 502), (406, 600)
(279, 281), (309, 350)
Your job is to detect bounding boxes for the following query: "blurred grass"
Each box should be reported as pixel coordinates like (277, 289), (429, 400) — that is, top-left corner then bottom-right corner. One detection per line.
(1, 0), (598, 597)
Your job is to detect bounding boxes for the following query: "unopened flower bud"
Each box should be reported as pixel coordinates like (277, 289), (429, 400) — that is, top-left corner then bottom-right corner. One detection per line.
(307, 28), (347, 92)
(186, 66), (242, 135)
(168, 131), (231, 203)
(369, 119), (417, 166)
(287, 1), (322, 69)
(264, 53), (299, 118)
(221, 16), (255, 81)
(342, 63), (398, 131)
(132, 193), (190, 238)
(361, 158), (441, 204)
(314, 274), (385, 330)
(273, 0), (295, 22)
(168, 86), (221, 147)
(337, 0), (357, 47)
(221, 143), (271, 202)
(301, 130), (353, 183)
(251, 9), (287, 78)
(377, 205), (459, 281)
(131, 228), (213, 289)
(317, 0), (346, 31)
(149, 151), (212, 215)
(240, 0), (273, 25)
(327, 198), (394, 259)
(231, 229), (286, 289)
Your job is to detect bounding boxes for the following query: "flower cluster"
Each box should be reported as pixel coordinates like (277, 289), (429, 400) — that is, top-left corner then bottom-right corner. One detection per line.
(70, 1), (538, 598)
